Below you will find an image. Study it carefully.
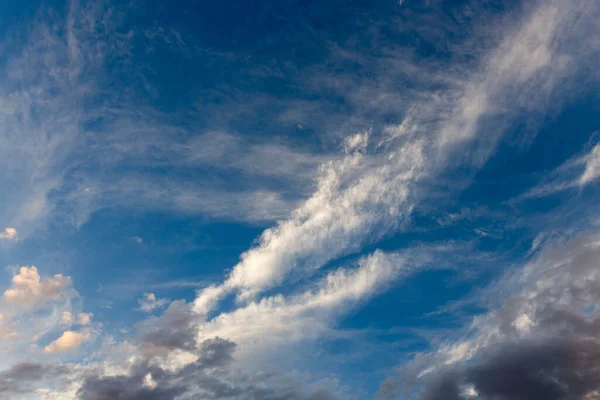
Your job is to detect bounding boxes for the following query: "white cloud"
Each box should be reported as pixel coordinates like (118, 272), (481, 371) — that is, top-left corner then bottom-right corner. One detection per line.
(194, 0), (600, 314)
(433, 0), (594, 155)
(196, 249), (436, 359)
(43, 329), (90, 354)
(0, 228), (18, 240)
(194, 132), (426, 309)
(138, 293), (168, 313)
(580, 144), (600, 186)
(3, 266), (72, 309)
(517, 141), (600, 200)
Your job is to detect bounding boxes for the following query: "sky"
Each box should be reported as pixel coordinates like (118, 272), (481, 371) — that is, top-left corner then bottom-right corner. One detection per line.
(0, 0), (600, 399)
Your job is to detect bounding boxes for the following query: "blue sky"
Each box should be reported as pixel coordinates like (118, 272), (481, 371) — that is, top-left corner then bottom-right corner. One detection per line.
(0, 0), (600, 399)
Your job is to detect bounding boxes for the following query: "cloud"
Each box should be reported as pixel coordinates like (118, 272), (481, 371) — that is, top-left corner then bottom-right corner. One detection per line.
(195, 247), (452, 361)
(60, 311), (74, 326)
(77, 313), (94, 326)
(194, 131), (425, 309)
(195, 0), (600, 312)
(0, 0), (335, 233)
(61, 311), (94, 327)
(76, 337), (339, 400)
(0, 227), (17, 240)
(3, 266), (73, 309)
(404, 338), (600, 400)
(138, 300), (198, 356)
(43, 329), (90, 354)
(379, 232), (600, 399)
(517, 141), (600, 200)
(0, 362), (69, 398)
(580, 143), (600, 186)
(0, 266), (95, 372)
(1, 0), (599, 398)
(1, 0), (597, 237)
(138, 293), (168, 313)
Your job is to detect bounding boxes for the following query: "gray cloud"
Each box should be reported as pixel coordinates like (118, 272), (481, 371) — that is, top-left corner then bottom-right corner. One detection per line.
(415, 338), (600, 400)
(77, 337), (338, 400)
(137, 300), (199, 355)
(0, 362), (69, 397)
(379, 232), (600, 400)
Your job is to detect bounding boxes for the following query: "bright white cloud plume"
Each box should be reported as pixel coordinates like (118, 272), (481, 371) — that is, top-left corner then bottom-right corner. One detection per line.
(195, 0), (600, 313)
(198, 251), (408, 350)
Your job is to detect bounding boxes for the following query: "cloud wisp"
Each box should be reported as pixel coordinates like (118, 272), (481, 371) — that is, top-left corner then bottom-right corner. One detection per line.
(194, 0), (600, 312)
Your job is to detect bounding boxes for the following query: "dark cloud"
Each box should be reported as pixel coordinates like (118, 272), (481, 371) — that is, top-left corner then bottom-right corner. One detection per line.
(414, 337), (600, 400)
(78, 337), (339, 400)
(0, 362), (69, 397)
(78, 337), (236, 400)
(379, 232), (600, 400)
(78, 372), (186, 400)
(138, 300), (199, 355)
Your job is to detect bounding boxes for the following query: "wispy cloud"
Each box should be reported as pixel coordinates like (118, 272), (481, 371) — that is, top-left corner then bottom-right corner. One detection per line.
(517, 139), (600, 200)
(195, 0), (600, 311)
(0, 1), (335, 235)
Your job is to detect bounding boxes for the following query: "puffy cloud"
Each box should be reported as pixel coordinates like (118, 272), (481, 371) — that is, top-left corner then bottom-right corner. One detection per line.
(0, 266), (91, 366)
(0, 227), (17, 240)
(3, 266), (73, 309)
(138, 292), (168, 313)
(43, 329), (90, 354)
